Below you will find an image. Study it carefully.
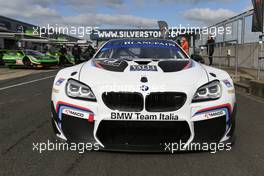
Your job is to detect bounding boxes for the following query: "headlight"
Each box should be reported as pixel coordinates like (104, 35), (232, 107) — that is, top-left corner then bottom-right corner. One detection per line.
(66, 79), (96, 101)
(192, 80), (222, 103)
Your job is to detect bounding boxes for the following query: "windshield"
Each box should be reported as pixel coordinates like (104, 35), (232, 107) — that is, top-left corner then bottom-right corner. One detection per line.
(5, 51), (18, 55)
(95, 40), (188, 60)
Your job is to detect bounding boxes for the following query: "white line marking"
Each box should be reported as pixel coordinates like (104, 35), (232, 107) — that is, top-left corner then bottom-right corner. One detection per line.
(0, 75), (55, 91)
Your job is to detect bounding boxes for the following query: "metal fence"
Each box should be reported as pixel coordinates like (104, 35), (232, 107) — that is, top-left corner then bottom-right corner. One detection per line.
(197, 9), (264, 80)
(199, 40), (239, 75)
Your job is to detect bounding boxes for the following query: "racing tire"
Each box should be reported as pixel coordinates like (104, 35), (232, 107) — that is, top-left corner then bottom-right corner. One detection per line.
(23, 57), (32, 68)
(0, 60), (4, 66)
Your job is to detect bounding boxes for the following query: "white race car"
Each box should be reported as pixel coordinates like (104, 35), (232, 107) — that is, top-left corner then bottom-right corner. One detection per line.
(51, 38), (236, 152)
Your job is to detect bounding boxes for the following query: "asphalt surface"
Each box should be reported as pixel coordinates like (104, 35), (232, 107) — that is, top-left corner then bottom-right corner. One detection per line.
(0, 69), (264, 176)
(0, 66), (57, 81)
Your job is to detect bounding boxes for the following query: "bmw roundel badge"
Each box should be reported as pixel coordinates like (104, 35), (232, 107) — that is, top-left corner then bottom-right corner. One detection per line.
(140, 85), (149, 91)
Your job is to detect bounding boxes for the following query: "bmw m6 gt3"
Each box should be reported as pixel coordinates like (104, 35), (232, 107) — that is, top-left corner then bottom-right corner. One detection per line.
(51, 38), (236, 152)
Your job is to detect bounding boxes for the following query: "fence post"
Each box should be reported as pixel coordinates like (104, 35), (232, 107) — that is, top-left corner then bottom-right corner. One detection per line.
(257, 35), (264, 80)
(235, 40), (238, 76)
(241, 17), (245, 44)
(219, 42), (222, 68)
(257, 58), (261, 80)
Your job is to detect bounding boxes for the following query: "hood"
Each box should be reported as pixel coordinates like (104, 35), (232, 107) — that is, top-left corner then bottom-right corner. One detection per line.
(79, 59), (209, 94)
(92, 59), (194, 73)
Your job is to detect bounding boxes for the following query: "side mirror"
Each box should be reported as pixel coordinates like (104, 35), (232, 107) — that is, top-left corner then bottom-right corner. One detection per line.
(191, 54), (205, 64)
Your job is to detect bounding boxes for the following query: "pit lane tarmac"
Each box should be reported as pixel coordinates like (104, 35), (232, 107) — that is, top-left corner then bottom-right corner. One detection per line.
(0, 70), (264, 176)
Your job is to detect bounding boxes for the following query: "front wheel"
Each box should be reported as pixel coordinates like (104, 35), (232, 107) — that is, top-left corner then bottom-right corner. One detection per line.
(23, 57), (32, 68)
(0, 60), (5, 66)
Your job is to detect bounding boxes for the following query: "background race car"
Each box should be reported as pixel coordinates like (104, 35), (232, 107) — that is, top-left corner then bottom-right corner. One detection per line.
(2, 50), (59, 68)
(46, 51), (88, 65)
(46, 51), (75, 65)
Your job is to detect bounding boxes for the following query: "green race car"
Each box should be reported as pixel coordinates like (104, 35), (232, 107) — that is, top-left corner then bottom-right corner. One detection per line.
(2, 50), (59, 68)
(46, 50), (89, 65)
(46, 51), (76, 65)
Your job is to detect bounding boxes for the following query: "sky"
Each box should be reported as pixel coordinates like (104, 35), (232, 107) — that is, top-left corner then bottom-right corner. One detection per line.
(0, 0), (253, 28)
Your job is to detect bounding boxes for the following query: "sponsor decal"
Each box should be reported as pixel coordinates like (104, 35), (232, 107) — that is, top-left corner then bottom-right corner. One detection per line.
(193, 105), (231, 130)
(124, 41), (176, 47)
(140, 85), (149, 91)
(62, 109), (85, 118)
(55, 78), (65, 86)
(223, 79), (232, 88)
(193, 109), (226, 121)
(100, 40), (179, 52)
(110, 112), (179, 121)
(205, 110), (225, 119)
(56, 102), (95, 125)
(130, 65), (158, 71)
(101, 59), (122, 67)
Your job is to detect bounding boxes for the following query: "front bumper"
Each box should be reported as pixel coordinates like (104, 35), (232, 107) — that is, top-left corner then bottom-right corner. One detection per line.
(33, 60), (58, 67)
(51, 101), (236, 152)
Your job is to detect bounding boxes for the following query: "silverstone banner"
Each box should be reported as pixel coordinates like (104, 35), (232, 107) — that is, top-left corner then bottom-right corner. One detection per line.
(252, 0), (264, 32)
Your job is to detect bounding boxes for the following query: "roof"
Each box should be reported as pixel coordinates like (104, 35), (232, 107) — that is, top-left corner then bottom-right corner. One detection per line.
(0, 15), (37, 28)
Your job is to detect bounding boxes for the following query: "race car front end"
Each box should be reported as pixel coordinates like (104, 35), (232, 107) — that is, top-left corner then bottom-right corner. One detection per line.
(50, 61), (236, 152)
(1, 50), (23, 65)
(51, 65), (98, 146)
(28, 55), (58, 67)
(190, 79), (236, 147)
